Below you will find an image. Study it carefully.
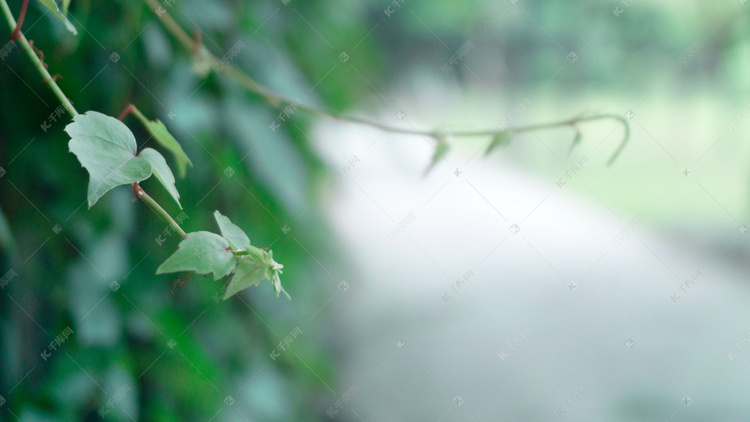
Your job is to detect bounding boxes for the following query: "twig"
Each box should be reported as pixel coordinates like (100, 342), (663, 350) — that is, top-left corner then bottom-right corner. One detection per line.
(133, 182), (188, 240)
(141, 0), (629, 163)
(1, 0), (77, 116)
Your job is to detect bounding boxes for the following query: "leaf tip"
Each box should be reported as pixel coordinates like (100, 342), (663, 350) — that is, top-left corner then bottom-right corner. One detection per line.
(484, 131), (512, 157)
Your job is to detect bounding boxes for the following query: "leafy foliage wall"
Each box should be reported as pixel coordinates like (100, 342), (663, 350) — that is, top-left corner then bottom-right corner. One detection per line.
(0, 0), (383, 419)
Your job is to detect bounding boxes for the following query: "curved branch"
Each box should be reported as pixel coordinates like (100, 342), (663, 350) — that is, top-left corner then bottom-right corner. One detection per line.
(141, 0), (629, 163)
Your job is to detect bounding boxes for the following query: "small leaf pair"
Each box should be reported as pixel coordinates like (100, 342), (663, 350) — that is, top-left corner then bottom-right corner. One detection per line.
(156, 211), (288, 300)
(65, 111), (182, 209)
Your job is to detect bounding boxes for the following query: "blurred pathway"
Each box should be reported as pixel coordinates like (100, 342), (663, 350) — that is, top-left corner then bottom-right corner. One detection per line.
(320, 125), (750, 421)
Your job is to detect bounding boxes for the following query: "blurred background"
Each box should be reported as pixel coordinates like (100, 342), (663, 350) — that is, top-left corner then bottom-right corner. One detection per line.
(2, 0), (750, 420)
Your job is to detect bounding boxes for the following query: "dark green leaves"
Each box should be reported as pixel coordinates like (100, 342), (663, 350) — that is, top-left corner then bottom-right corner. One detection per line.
(65, 111), (181, 208)
(131, 106), (192, 178)
(37, 0), (77, 34)
(156, 232), (236, 281)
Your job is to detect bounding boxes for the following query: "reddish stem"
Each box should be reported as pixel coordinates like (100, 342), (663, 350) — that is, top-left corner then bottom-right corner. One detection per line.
(118, 103), (135, 121)
(131, 182), (140, 201)
(10, 0), (29, 41)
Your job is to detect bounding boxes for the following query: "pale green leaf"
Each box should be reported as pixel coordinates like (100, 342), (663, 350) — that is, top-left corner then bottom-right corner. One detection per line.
(62, 0), (70, 13)
(213, 211), (250, 251)
(222, 256), (265, 299)
(270, 268), (290, 299)
(156, 232), (236, 281)
(568, 127), (582, 155)
(139, 148), (181, 209)
(222, 247), (289, 300)
(37, 0), (77, 34)
(132, 106), (192, 178)
(66, 111), (153, 208)
(424, 135), (450, 175)
(265, 249), (289, 299)
(484, 131), (513, 156)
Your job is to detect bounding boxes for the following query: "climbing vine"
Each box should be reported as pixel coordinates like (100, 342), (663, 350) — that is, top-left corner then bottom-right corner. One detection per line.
(1, 0), (629, 300)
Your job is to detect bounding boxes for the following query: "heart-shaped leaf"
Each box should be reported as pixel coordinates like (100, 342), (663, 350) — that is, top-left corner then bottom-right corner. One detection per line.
(214, 211), (250, 251)
(67, 111), (182, 209)
(140, 148), (181, 209)
(37, 0), (77, 34)
(66, 111), (153, 208)
(132, 106), (192, 178)
(156, 232), (236, 281)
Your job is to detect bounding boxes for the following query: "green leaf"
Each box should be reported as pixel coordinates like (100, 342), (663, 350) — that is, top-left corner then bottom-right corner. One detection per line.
(424, 135), (450, 175)
(62, 0), (71, 13)
(213, 211), (250, 251)
(66, 111), (153, 208)
(270, 267), (290, 299)
(484, 131), (513, 156)
(131, 106), (192, 178)
(261, 249), (288, 299)
(568, 127), (582, 155)
(139, 148), (181, 209)
(223, 247), (289, 300)
(156, 232), (236, 281)
(222, 256), (265, 299)
(37, 0), (77, 34)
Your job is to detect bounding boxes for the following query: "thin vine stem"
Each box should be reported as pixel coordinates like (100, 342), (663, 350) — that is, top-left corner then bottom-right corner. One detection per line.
(1, 0), (188, 241)
(116, 106), (188, 240)
(1, 0), (76, 116)
(133, 182), (188, 240)
(9, 0), (27, 40)
(141, 0), (629, 163)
